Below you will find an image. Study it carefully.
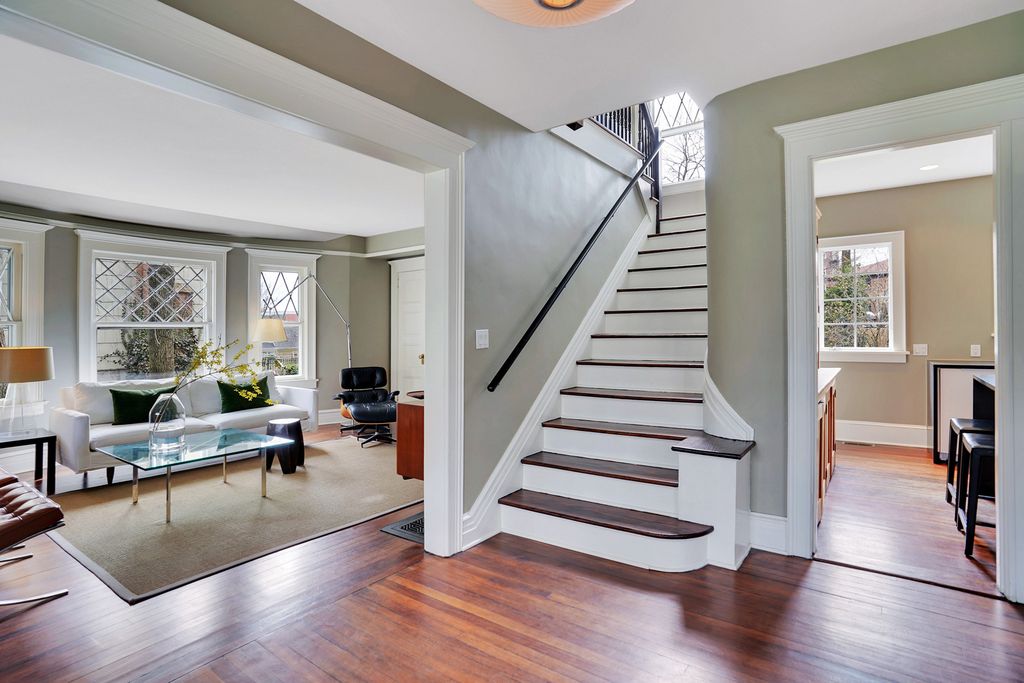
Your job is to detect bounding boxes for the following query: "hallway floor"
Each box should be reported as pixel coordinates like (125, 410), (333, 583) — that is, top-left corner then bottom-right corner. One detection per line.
(815, 442), (999, 597)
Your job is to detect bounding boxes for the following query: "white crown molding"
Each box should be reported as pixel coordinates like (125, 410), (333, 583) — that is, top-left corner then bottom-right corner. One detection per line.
(0, 217), (52, 233)
(462, 211), (653, 551)
(244, 248), (321, 263)
(75, 228), (232, 255)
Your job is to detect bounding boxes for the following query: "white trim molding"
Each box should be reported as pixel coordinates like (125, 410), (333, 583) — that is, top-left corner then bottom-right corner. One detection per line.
(389, 256), (425, 398)
(462, 208), (653, 551)
(748, 512), (788, 555)
(777, 73), (1024, 602)
(702, 355), (755, 441)
(0, 217), (49, 407)
(835, 420), (930, 449)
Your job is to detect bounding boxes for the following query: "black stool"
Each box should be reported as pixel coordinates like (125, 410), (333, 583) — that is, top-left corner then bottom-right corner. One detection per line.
(946, 418), (994, 504)
(266, 418), (305, 474)
(955, 432), (995, 556)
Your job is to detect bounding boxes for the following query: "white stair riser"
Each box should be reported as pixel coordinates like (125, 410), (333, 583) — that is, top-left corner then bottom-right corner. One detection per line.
(591, 336), (707, 361)
(634, 248), (706, 269)
(612, 287), (707, 310)
(603, 310), (708, 334)
(500, 505), (708, 572)
(576, 364), (704, 392)
(561, 394), (703, 429)
(642, 230), (705, 250)
(523, 466), (677, 516)
(626, 266), (706, 288)
(542, 428), (678, 467)
(658, 215), (706, 231)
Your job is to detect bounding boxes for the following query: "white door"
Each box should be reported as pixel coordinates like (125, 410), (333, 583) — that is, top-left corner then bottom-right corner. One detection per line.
(390, 257), (426, 396)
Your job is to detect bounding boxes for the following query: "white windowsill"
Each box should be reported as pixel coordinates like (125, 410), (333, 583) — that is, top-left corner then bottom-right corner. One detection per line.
(662, 178), (705, 196)
(820, 349), (909, 364)
(274, 376), (318, 390)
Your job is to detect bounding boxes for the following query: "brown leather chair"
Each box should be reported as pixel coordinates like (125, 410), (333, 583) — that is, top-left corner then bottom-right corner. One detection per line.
(0, 468), (68, 607)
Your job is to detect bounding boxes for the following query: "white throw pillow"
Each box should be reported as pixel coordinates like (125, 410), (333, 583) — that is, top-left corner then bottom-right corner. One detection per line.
(73, 379), (182, 425)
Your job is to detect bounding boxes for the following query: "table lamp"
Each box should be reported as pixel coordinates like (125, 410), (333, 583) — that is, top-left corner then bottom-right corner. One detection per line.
(0, 346), (54, 433)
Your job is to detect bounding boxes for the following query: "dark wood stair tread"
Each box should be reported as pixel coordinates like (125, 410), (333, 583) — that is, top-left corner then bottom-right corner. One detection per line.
(628, 264), (706, 273)
(637, 246), (706, 255)
(542, 417), (703, 441)
(604, 307), (707, 315)
(577, 359), (704, 368)
(671, 433), (756, 459)
(659, 213), (706, 221)
(561, 387), (702, 403)
(499, 490), (712, 539)
(521, 451), (677, 487)
(647, 227), (706, 238)
(617, 284), (707, 292)
(592, 332), (707, 338)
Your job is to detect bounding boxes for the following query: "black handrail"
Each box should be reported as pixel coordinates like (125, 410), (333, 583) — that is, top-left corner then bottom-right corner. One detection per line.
(487, 133), (663, 392)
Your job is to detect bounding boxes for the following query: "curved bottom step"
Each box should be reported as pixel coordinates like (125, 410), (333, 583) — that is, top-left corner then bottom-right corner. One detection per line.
(499, 490), (711, 573)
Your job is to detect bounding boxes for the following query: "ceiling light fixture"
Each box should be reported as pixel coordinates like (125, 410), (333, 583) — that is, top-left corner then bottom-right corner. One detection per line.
(472, 0), (636, 27)
(919, 164), (940, 171)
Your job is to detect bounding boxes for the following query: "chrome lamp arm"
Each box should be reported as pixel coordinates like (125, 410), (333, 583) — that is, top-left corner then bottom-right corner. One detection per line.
(273, 273), (352, 368)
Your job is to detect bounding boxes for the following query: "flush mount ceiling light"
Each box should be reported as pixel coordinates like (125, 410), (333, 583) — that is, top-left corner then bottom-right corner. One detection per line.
(472, 0), (637, 27)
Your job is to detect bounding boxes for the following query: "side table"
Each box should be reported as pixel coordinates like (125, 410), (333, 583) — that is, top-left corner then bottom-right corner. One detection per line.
(0, 428), (57, 495)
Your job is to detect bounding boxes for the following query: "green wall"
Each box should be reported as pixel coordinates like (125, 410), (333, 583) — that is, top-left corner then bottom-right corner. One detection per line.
(704, 11), (1024, 516)
(160, 0), (648, 511)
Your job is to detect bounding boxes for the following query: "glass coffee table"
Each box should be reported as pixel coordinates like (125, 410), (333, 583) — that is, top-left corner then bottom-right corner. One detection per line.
(95, 428), (293, 523)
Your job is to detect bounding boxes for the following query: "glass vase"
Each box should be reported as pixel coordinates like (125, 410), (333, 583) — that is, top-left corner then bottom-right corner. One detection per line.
(149, 392), (186, 455)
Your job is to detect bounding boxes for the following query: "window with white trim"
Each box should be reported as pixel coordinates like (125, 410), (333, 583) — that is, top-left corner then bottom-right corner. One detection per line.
(817, 231), (907, 363)
(647, 91), (705, 184)
(0, 242), (21, 400)
(247, 250), (318, 384)
(79, 231), (228, 382)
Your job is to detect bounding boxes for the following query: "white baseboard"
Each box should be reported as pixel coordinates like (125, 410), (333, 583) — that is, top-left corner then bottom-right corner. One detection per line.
(318, 409), (344, 426)
(836, 420), (930, 448)
(749, 512), (788, 555)
(461, 208), (654, 551)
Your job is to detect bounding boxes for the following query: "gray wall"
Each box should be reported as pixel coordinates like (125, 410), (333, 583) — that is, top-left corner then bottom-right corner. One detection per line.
(817, 177), (995, 426)
(161, 0), (649, 510)
(704, 12), (1024, 516)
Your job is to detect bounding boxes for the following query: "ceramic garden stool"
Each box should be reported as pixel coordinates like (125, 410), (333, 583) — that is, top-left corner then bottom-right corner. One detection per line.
(266, 418), (305, 474)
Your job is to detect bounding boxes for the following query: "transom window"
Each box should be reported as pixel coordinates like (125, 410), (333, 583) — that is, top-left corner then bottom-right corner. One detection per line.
(817, 231), (907, 363)
(78, 230), (228, 382)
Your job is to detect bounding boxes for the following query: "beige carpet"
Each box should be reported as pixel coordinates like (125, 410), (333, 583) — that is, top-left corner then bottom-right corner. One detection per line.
(52, 438), (423, 602)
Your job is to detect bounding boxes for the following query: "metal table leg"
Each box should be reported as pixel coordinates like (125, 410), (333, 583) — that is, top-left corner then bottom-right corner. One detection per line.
(165, 466), (172, 523)
(223, 455), (228, 483)
(132, 467), (139, 504)
(261, 448), (267, 497)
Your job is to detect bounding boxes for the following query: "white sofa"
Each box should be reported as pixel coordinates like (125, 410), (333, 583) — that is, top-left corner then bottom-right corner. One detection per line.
(49, 373), (319, 475)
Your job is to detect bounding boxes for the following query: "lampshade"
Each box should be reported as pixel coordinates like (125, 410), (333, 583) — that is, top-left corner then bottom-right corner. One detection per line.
(253, 318), (288, 343)
(472, 0), (636, 27)
(0, 346), (54, 383)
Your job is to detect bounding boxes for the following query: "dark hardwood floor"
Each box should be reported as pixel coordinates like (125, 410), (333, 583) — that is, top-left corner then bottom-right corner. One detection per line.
(2, 430), (1021, 680)
(816, 442), (999, 597)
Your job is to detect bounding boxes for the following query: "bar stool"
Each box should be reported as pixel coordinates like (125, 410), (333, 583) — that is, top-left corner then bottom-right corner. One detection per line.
(955, 432), (995, 556)
(946, 418), (994, 505)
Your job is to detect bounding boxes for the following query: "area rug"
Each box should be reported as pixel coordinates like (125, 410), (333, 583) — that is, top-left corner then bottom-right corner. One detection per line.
(50, 438), (423, 603)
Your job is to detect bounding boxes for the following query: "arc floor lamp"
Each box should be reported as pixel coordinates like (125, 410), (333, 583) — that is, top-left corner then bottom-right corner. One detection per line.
(253, 274), (352, 368)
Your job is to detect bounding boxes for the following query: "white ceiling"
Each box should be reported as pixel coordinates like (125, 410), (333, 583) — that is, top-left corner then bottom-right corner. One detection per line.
(294, 0), (1024, 132)
(0, 35), (424, 241)
(814, 135), (994, 197)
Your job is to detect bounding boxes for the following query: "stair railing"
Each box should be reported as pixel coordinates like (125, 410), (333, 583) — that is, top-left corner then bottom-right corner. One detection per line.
(487, 103), (662, 392)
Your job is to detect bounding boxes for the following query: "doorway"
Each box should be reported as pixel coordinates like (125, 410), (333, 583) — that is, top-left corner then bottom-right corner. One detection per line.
(390, 256), (426, 397)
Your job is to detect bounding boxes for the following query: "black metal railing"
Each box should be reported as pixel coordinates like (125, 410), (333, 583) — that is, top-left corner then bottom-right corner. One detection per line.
(487, 104), (662, 392)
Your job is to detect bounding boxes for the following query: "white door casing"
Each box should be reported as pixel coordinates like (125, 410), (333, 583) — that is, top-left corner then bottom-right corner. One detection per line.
(390, 256), (426, 396)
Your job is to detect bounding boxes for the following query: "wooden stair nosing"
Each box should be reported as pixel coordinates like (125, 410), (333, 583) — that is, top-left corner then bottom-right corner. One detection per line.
(647, 227), (706, 238)
(637, 245), (707, 256)
(604, 307), (708, 315)
(659, 213), (706, 222)
(542, 417), (703, 441)
(628, 264), (706, 273)
(576, 358), (704, 369)
(499, 490), (713, 540)
(560, 386), (703, 403)
(521, 451), (678, 487)
(671, 433), (756, 460)
(617, 285), (707, 293)
(591, 332), (707, 339)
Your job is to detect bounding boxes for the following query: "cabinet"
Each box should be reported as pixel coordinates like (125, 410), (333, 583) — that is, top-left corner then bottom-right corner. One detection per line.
(817, 369), (840, 524)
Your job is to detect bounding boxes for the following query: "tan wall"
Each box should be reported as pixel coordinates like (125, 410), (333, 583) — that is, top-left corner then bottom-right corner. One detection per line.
(704, 12), (1024, 515)
(817, 177), (995, 426)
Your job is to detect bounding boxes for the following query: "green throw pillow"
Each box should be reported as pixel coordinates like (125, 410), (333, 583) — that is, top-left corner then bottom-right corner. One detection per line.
(110, 386), (175, 425)
(217, 376), (271, 413)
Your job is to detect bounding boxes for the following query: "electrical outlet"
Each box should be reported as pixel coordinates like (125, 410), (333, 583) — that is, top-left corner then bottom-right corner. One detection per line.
(970, 344), (982, 358)
(912, 344), (928, 356)
(475, 329), (489, 350)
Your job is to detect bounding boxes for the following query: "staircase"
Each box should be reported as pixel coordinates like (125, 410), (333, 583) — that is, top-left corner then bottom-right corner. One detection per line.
(498, 212), (755, 572)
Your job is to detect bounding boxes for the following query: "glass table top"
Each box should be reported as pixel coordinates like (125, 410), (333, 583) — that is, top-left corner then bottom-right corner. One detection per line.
(94, 428), (293, 471)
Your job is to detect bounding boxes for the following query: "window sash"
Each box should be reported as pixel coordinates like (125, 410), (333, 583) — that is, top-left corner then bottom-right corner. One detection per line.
(817, 240), (898, 353)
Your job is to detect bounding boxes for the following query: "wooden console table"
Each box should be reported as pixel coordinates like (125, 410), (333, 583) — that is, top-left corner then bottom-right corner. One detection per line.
(397, 391), (424, 480)
(817, 368), (840, 524)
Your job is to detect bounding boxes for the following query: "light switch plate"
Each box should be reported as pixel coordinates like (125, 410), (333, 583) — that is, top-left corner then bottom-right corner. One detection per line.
(970, 344), (982, 357)
(912, 344), (928, 356)
(475, 329), (489, 350)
